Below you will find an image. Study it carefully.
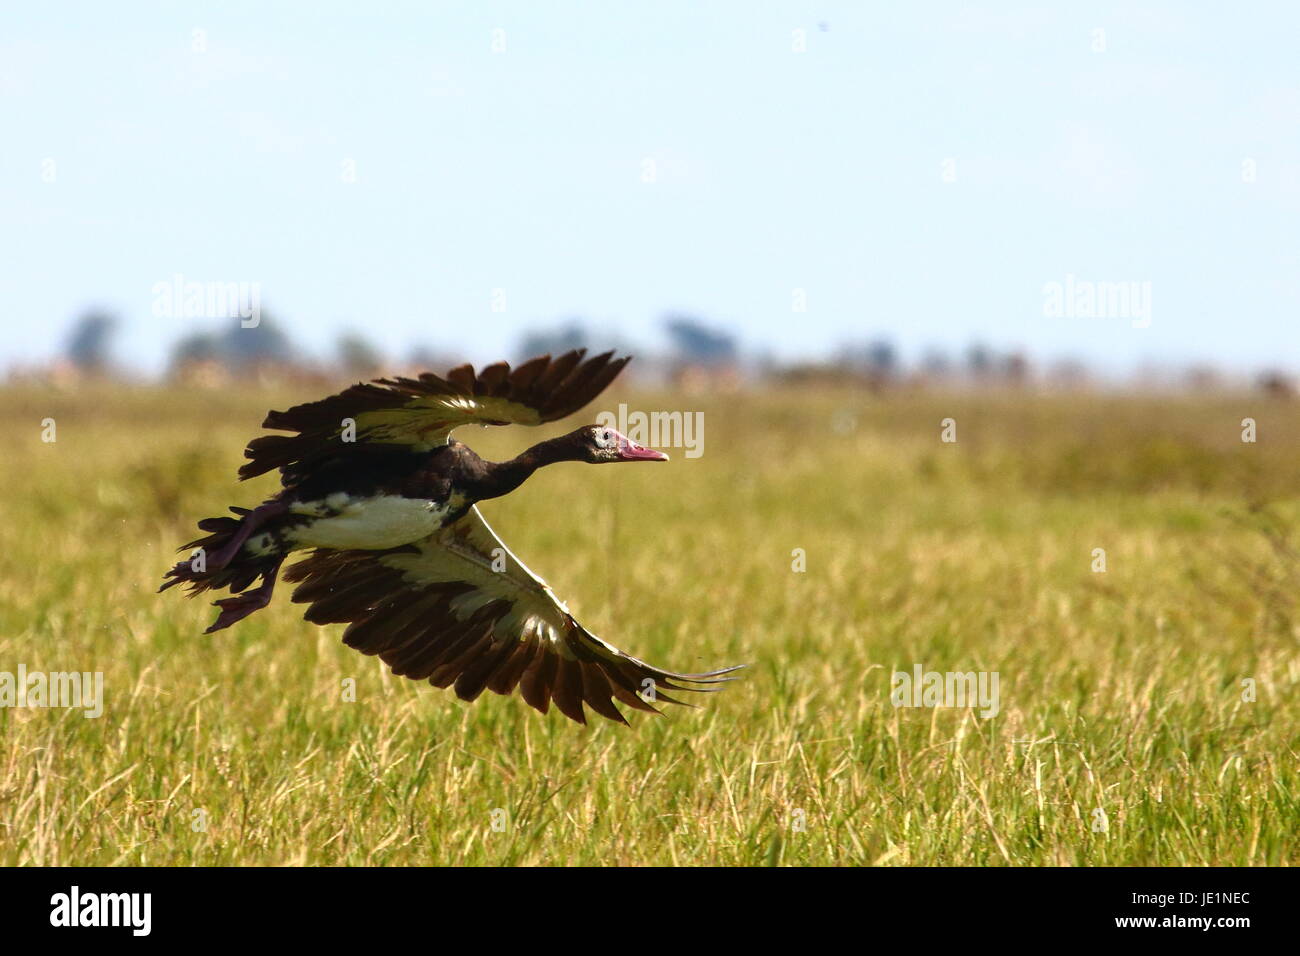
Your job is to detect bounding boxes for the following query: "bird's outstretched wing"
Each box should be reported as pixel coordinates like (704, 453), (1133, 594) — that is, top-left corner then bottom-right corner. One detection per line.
(282, 506), (740, 724)
(240, 349), (629, 483)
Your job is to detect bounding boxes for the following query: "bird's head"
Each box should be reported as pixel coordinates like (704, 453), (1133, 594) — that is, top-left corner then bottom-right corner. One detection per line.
(571, 424), (670, 463)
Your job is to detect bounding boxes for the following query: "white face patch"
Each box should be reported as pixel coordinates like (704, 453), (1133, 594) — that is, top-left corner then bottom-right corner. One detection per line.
(290, 495), (454, 551)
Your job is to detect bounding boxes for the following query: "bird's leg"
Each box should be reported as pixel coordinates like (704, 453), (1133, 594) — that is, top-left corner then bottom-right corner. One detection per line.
(206, 557), (284, 633)
(208, 501), (289, 569)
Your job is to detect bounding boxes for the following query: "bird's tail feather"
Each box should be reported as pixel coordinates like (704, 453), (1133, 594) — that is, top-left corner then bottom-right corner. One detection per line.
(159, 506), (281, 597)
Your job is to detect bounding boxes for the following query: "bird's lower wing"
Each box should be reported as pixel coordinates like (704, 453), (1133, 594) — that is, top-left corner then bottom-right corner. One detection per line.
(283, 506), (740, 724)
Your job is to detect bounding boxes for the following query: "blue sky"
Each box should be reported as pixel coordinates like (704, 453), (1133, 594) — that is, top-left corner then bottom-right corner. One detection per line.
(1, 1), (1297, 376)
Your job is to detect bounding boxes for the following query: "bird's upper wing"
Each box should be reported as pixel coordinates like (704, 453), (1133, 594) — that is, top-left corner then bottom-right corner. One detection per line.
(239, 349), (630, 482)
(282, 506), (740, 724)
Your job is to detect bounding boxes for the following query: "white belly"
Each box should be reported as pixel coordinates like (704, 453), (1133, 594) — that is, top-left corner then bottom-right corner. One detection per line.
(289, 494), (454, 550)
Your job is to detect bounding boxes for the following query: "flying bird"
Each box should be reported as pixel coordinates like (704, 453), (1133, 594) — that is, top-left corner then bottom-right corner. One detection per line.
(161, 349), (738, 724)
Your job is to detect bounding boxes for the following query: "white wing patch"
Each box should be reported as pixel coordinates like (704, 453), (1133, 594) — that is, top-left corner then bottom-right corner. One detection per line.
(353, 395), (543, 449)
(289, 494), (456, 551)
(281, 500), (741, 724)
(379, 506), (573, 649)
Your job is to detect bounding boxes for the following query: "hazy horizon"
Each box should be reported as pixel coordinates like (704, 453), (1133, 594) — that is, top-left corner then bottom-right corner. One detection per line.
(3, 2), (1297, 377)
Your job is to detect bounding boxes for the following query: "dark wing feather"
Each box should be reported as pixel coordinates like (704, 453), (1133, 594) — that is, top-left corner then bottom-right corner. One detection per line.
(282, 506), (740, 725)
(240, 349), (631, 483)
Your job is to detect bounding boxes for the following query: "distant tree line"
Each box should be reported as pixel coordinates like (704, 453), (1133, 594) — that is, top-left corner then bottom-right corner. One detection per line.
(38, 305), (1296, 397)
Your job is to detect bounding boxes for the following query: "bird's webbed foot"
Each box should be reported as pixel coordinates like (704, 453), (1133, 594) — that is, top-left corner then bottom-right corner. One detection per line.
(205, 558), (283, 633)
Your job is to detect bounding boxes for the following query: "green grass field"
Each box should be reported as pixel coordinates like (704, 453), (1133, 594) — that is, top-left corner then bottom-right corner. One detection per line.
(1, 383), (1296, 866)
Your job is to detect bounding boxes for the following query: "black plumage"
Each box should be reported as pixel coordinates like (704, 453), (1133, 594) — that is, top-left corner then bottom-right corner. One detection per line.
(161, 349), (739, 725)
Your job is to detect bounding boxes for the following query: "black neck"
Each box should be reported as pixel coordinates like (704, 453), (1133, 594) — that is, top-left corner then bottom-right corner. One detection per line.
(463, 434), (584, 502)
